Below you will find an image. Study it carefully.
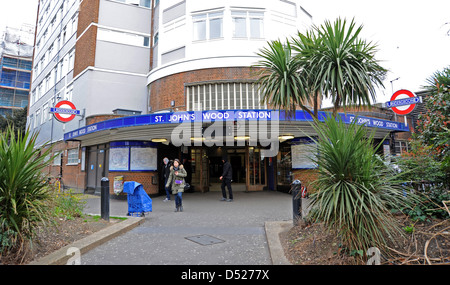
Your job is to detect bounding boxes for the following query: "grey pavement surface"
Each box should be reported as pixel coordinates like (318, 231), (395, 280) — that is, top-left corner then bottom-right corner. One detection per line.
(80, 191), (293, 265)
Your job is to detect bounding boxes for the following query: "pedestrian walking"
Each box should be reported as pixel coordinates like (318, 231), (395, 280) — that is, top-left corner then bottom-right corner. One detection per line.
(162, 157), (171, 202)
(165, 158), (187, 212)
(220, 155), (233, 202)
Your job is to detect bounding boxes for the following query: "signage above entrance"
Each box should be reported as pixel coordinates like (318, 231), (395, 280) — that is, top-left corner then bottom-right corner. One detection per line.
(64, 109), (410, 141)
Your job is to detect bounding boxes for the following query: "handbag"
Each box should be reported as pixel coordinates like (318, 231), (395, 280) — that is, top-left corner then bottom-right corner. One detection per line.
(184, 183), (191, 191)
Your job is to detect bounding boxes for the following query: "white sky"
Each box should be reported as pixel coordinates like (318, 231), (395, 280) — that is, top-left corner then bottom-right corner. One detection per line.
(1, 0), (449, 105)
(301, 0), (450, 105)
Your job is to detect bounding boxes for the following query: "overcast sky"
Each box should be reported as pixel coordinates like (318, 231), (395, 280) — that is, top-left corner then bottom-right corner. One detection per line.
(1, 0), (449, 105)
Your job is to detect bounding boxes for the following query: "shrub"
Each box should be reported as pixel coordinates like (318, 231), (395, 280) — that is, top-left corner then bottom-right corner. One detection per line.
(307, 116), (417, 256)
(0, 126), (54, 256)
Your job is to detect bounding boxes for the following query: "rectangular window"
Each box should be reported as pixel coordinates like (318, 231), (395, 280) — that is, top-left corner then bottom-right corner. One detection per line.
(53, 152), (62, 166)
(209, 12), (223, 39)
(232, 10), (264, 39)
(193, 14), (206, 41)
(67, 148), (79, 165)
(193, 11), (223, 41)
(42, 103), (49, 123)
(249, 12), (264, 38)
(232, 12), (247, 38)
(97, 28), (150, 48)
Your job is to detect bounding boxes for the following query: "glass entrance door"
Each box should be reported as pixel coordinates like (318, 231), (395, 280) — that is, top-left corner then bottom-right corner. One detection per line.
(191, 148), (209, 192)
(247, 146), (267, 191)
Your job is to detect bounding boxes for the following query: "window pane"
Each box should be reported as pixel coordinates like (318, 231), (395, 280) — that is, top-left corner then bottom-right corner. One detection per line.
(209, 17), (222, 39)
(233, 17), (247, 38)
(193, 20), (206, 41)
(250, 18), (263, 38)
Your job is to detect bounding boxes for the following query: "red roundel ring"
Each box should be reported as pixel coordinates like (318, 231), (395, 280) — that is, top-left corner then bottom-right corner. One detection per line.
(390, 89), (416, 115)
(54, 100), (77, 123)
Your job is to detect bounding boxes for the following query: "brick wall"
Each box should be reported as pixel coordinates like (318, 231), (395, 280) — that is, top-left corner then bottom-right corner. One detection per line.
(42, 140), (86, 193)
(86, 114), (125, 125)
(73, 0), (100, 77)
(292, 169), (319, 194)
(149, 67), (263, 112)
(108, 171), (159, 196)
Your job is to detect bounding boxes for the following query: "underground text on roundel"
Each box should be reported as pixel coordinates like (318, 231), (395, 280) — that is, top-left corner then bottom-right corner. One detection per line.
(181, 269), (270, 282)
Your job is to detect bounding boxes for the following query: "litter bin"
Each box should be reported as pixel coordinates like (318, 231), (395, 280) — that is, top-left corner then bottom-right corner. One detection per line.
(123, 181), (152, 217)
(291, 180), (302, 226)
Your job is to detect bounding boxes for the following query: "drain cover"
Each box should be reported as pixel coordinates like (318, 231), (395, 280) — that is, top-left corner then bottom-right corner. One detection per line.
(185, 234), (225, 246)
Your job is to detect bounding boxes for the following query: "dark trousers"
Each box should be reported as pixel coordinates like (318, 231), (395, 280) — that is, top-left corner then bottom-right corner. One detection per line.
(221, 178), (233, 199)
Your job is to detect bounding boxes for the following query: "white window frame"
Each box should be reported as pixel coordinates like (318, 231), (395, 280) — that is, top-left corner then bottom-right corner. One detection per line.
(232, 10), (264, 39)
(67, 148), (79, 165)
(192, 10), (224, 42)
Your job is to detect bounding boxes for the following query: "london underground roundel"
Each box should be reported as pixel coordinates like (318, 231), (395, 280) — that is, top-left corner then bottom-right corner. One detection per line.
(389, 89), (418, 115)
(51, 100), (80, 123)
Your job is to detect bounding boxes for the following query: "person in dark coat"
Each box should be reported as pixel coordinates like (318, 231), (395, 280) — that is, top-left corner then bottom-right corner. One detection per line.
(162, 157), (171, 202)
(220, 154), (233, 202)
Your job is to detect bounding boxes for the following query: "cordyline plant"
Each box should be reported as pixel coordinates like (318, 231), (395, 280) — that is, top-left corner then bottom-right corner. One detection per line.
(0, 126), (55, 258)
(307, 116), (417, 257)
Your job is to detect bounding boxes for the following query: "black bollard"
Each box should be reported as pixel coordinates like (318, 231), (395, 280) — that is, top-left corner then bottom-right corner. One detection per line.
(101, 177), (110, 221)
(291, 180), (302, 226)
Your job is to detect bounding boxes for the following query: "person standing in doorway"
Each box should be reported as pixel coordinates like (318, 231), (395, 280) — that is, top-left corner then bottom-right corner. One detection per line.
(162, 157), (171, 202)
(165, 158), (187, 212)
(220, 155), (233, 202)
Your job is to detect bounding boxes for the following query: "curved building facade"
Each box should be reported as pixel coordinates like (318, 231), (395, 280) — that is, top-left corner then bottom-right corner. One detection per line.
(28, 0), (411, 195)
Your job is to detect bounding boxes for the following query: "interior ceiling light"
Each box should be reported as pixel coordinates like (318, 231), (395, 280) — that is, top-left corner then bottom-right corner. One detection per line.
(151, 138), (168, 143)
(278, 134), (294, 140)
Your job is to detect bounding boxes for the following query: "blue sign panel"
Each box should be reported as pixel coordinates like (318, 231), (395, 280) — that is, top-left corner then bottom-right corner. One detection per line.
(50, 107), (81, 115)
(385, 97), (421, 108)
(63, 109), (409, 141)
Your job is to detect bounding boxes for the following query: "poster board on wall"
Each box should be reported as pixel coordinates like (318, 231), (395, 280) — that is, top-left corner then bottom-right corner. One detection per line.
(109, 147), (130, 171)
(130, 147), (157, 171)
(109, 141), (158, 172)
(291, 139), (317, 169)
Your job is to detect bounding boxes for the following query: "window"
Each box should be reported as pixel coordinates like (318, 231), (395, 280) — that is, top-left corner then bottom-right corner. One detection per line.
(186, 82), (266, 111)
(35, 109), (40, 128)
(232, 11), (247, 38)
(192, 11), (223, 41)
(67, 148), (79, 165)
(97, 28), (150, 47)
(53, 152), (62, 166)
(209, 12), (223, 39)
(42, 103), (49, 123)
(193, 14), (206, 41)
(232, 10), (264, 39)
(394, 141), (409, 155)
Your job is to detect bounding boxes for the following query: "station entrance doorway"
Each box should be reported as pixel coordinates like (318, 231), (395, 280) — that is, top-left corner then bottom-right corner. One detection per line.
(189, 146), (269, 192)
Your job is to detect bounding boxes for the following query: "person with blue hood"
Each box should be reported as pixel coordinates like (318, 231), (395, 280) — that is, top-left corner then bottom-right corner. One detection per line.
(220, 154), (233, 202)
(165, 158), (187, 212)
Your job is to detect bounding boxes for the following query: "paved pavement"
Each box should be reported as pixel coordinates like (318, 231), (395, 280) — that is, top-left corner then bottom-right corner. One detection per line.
(80, 191), (293, 265)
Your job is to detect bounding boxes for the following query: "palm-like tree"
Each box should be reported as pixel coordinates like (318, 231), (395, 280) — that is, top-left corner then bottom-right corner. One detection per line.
(255, 40), (315, 118)
(312, 18), (387, 116)
(255, 17), (387, 117)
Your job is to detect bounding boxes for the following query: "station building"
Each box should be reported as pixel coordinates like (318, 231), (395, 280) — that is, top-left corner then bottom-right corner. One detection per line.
(27, 0), (412, 195)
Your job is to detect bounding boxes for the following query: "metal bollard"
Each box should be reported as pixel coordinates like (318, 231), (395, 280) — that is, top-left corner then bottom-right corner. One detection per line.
(291, 180), (302, 226)
(101, 177), (110, 221)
